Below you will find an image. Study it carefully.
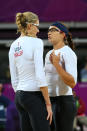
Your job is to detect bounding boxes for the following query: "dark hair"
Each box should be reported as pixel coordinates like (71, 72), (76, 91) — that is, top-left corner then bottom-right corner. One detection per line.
(64, 32), (75, 50)
(0, 83), (4, 92)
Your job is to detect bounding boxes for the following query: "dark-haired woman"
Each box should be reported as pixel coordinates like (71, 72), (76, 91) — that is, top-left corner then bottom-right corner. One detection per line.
(45, 22), (77, 131)
(9, 11), (52, 131)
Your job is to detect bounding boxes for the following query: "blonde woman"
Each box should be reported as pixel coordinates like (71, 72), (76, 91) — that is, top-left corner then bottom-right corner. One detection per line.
(9, 12), (52, 131)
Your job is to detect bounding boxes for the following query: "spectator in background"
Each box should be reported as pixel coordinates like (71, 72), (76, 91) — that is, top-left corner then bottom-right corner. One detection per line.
(73, 91), (86, 116)
(0, 83), (11, 131)
(0, 83), (20, 131)
(73, 90), (87, 131)
(6, 102), (21, 131)
(80, 57), (87, 82)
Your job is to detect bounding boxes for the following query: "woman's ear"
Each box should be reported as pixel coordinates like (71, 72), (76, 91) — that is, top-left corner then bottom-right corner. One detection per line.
(62, 32), (66, 38)
(27, 24), (32, 30)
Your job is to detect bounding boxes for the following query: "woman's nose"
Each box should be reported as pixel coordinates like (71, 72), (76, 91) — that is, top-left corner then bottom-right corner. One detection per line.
(37, 28), (39, 33)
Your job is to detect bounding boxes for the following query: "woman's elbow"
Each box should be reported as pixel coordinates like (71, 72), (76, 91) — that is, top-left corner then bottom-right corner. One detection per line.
(71, 81), (76, 88)
(71, 84), (76, 88)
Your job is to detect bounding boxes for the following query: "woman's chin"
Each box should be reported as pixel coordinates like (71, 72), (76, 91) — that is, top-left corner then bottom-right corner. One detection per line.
(48, 39), (52, 43)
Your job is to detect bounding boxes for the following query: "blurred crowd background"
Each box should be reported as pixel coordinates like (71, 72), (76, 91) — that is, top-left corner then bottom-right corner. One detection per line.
(0, 0), (87, 131)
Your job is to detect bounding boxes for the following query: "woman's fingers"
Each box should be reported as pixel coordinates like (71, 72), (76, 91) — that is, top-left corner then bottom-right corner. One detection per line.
(47, 112), (50, 120)
(50, 52), (60, 64)
(49, 54), (53, 63)
(46, 106), (53, 124)
(47, 112), (52, 124)
(49, 112), (52, 124)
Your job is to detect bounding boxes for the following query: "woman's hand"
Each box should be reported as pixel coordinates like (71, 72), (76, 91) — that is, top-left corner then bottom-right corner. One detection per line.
(50, 50), (60, 67)
(46, 104), (53, 125)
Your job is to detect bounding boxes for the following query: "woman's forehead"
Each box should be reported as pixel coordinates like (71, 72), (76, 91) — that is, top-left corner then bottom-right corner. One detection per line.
(36, 20), (39, 24)
(49, 26), (60, 31)
(49, 26), (55, 29)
